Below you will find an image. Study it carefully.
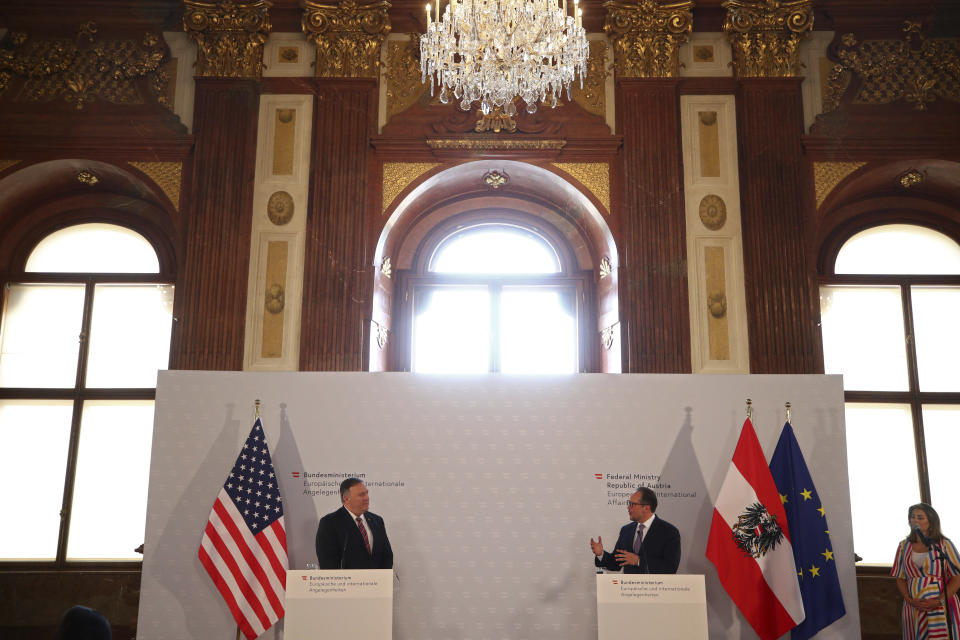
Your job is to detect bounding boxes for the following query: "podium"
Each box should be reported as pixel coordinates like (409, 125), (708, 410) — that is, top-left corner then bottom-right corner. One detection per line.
(596, 574), (708, 640)
(285, 570), (393, 640)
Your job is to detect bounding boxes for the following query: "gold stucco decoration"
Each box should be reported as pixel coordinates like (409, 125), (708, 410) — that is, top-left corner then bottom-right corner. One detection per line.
(265, 283), (285, 314)
(698, 194), (727, 230)
(600, 325), (616, 350)
(812, 161), (866, 208)
(374, 320), (389, 349)
(129, 161), (183, 211)
(426, 139), (567, 150)
(823, 22), (960, 113)
(76, 170), (99, 185)
(603, 0), (693, 78)
(899, 170), (924, 189)
(475, 107), (517, 133)
(267, 190), (295, 225)
(385, 36), (427, 120)
(380, 256), (392, 278)
(301, 0), (392, 78)
(0, 160), (21, 174)
(0, 23), (170, 110)
(599, 256), (612, 278)
(553, 162), (611, 212)
(183, 0), (272, 79)
(722, 0), (813, 77)
(571, 40), (609, 116)
(382, 162), (440, 213)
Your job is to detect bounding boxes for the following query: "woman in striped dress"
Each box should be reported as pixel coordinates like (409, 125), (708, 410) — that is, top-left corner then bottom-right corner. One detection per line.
(892, 503), (960, 640)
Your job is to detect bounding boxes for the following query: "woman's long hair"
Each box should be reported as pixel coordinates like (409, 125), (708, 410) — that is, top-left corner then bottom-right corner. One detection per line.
(907, 502), (944, 543)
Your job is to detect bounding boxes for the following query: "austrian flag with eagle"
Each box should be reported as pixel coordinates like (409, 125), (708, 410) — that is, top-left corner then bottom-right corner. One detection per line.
(706, 418), (805, 640)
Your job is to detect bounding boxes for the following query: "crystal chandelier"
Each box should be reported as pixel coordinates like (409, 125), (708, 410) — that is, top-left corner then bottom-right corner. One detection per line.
(420, 0), (589, 115)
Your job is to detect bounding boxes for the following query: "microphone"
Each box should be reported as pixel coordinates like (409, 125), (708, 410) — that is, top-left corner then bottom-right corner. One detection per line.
(914, 526), (933, 546)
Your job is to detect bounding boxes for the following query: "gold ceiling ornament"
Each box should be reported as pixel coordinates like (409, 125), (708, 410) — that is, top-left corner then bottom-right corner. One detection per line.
(698, 194), (727, 230)
(0, 24), (169, 110)
(707, 292), (727, 319)
(380, 256), (392, 277)
(426, 139), (567, 150)
(385, 36), (427, 120)
(483, 169), (509, 189)
(76, 170), (99, 185)
(129, 161), (183, 211)
(475, 107), (517, 133)
(0, 160), (21, 174)
(603, 0), (693, 78)
(183, 0), (272, 79)
(382, 161), (440, 213)
(899, 169), (925, 189)
(722, 0), (812, 77)
(823, 22), (960, 113)
(301, 0), (392, 78)
(600, 324), (616, 350)
(571, 40), (609, 116)
(266, 190), (295, 225)
(812, 161), (866, 208)
(599, 256), (612, 278)
(552, 162), (610, 212)
(265, 283), (285, 313)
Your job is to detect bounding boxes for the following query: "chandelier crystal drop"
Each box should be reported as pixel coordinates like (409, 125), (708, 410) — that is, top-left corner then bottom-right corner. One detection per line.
(420, 0), (589, 115)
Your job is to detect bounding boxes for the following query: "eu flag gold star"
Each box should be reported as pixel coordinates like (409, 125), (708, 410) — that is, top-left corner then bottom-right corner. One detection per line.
(801, 488), (813, 501)
(809, 564), (821, 578)
(780, 493), (788, 504)
(822, 548), (834, 562)
(817, 506), (826, 517)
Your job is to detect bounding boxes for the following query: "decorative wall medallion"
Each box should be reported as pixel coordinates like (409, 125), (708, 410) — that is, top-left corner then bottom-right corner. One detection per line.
(707, 292), (728, 318)
(483, 170), (509, 189)
(380, 256), (392, 278)
(604, 0), (693, 78)
(722, 0), (813, 77)
(267, 191), (295, 225)
(601, 325), (615, 350)
(693, 45), (715, 63)
(183, 0), (272, 79)
(265, 283), (285, 314)
(899, 170), (924, 189)
(279, 46), (300, 63)
(301, 0), (392, 78)
(475, 107), (517, 133)
(599, 256), (612, 278)
(698, 194), (727, 230)
(76, 170), (99, 185)
(376, 322), (389, 349)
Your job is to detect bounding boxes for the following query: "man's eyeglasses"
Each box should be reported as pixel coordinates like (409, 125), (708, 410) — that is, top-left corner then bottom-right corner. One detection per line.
(628, 501), (650, 507)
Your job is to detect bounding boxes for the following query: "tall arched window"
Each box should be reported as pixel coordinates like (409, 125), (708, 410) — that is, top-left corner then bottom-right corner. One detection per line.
(819, 224), (960, 564)
(398, 220), (589, 374)
(0, 223), (174, 564)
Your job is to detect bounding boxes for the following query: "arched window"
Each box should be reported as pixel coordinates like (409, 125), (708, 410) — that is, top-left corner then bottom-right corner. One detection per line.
(0, 223), (174, 563)
(399, 220), (587, 374)
(819, 224), (960, 564)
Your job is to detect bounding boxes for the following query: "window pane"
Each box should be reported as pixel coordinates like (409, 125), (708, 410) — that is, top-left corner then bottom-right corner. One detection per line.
(0, 400), (73, 560)
(835, 224), (960, 275)
(500, 287), (576, 374)
(911, 287), (960, 392)
(845, 403), (920, 564)
(923, 405), (960, 540)
(86, 284), (174, 388)
(413, 287), (490, 373)
(67, 400), (155, 560)
(26, 223), (160, 273)
(430, 226), (561, 274)
(0, 284), (84, 388)
(820, 286), (909, 391)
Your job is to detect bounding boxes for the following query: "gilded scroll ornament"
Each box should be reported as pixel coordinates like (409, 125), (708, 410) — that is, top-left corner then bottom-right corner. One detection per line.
(382, 161), (440, 213)
(380, 256), (392, 278)
(129, 161), (184, 211)
(823, 22), (960, 112)
(183, 0), (272, 79)
(722, 0), (812, 77)
(553, 162), (611, 212)
(483, 170), (509, 189)
(385, 36), (427, 120)
(812, 161), (866, 208)
(603, 0), (693, 78)
(77, 170), (99, 185)
(899, 170), (924, 189)
(698, 194), (727, 230)
(599, 256), (612, 278)
(301, 0), (391, 78)
(0, 24), (169, 110)
(571, 40), (609, 116)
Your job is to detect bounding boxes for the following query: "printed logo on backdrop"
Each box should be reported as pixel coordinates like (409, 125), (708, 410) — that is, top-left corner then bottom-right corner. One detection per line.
(598, 472), (698, 505)
(295, 471), (406, 498)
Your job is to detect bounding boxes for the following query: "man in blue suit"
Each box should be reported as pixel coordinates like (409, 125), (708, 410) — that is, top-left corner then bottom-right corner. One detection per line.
(590, 487), (681, 574)
(316, 478), (393, 570)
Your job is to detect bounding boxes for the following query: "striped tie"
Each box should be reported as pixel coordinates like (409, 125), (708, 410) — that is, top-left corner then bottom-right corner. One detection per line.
(633, 523), (645, 554)
(356, 516), (372, 554)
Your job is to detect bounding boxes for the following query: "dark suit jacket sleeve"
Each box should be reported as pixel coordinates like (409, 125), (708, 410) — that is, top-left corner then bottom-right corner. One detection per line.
(315, 513), (343, 570)
(595, 524), (633, 571)
(372, 514), (394, 569)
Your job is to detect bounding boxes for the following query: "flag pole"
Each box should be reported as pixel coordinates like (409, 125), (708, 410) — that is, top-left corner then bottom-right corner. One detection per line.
(745, 398), (752, 420)
(785, 401), (791, 424)
(254, 398), (261, 419)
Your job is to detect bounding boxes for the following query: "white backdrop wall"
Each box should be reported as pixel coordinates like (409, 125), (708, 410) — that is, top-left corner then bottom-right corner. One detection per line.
(138, 372), (860, 639)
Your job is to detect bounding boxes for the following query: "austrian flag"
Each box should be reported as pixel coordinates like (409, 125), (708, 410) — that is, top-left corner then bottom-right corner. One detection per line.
(706, 419), (805, 640)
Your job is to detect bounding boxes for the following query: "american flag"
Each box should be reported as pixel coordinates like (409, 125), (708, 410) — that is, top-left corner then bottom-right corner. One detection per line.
(199, 417), (288, 639)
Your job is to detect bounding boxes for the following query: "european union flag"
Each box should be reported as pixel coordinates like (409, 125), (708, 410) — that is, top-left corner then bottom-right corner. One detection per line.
(769, 422), (846, 640)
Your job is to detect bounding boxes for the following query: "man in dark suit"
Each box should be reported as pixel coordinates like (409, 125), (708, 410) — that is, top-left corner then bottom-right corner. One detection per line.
(316, 477), (393, 570)
(590, 487), (681, 574)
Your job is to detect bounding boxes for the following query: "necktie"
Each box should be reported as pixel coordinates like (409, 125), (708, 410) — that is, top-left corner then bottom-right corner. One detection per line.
(356, 516), (372, 554)
(632, 523), (645, 554)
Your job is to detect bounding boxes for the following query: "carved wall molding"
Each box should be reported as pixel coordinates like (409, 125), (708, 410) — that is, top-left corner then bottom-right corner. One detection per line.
(183, 0), (272, 79)
(571, 40), (609, 116)
(382, 161), (440, 213)
(603, 0), (693, 78)
(823, 22), (960, 113)
(426, 139), (566, 150)
(0, 22), (170, 110)
(385, 35), (426, 120)
(812, 161), (866, 208)
(129, 161), (184, 210)
(722, 0), (812, 77)
(301, 0), (392, 78)
(552, 162), (610, 212)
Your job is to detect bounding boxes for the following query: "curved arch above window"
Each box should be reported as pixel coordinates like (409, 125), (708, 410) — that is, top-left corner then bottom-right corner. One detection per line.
(25, 223), (159, 273)
(834, 224), (960, 275)
(428, 223), (562, 274)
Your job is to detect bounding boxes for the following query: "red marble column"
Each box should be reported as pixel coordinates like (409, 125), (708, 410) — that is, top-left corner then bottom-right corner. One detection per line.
(299, 79), (378, 371)
(615, 78), (691, 373)
(736, 78), (821, 373)
(173, 78), (259, 370)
